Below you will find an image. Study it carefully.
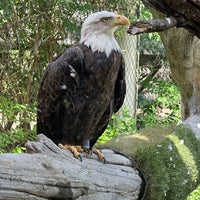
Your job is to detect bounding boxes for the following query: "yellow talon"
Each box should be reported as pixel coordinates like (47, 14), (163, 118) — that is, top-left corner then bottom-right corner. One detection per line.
(59, 143), (83, 160)
(59, 144), (106, 163)
(92, 148), (105, 160)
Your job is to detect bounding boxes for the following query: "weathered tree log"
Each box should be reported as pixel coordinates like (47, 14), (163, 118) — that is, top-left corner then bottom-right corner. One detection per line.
(0, 134), (142, 200)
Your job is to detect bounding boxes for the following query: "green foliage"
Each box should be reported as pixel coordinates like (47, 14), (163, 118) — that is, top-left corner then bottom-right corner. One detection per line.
(0, 127), (36, 153)
(97, 108), (136, 144)
(0, 96), (36, 125)
(139, 3), (165, 55)
(1, 1), (95, 153)
(137, 2), (181, 128)
(137, 80), (180, 128)
(140, 32), (166, 56)
(139, 1), (152, 20)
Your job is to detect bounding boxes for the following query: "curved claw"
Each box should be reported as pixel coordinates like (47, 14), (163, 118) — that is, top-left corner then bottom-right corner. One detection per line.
(82, 147), (91, 154)
(78, 154), (83, 162)
(58, 143), (83, 161)
(102, 157), (106, 164)
(92, 148), (106, 162)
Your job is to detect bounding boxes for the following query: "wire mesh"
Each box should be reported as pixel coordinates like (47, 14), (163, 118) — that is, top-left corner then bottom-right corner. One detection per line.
(118, 34), (139, 117)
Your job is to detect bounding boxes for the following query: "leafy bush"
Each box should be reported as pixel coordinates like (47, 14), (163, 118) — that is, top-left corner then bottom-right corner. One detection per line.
(0, 96), (36, 129)
(0, 127), (36, 153)
(97, 108), (137, 144)
(137, 80), (181, 128)
(0, 95), (36, 153)
(137, 4), (181, 128)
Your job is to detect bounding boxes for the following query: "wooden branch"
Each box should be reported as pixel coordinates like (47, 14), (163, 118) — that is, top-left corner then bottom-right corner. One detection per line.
(0, 134), (142, 200)
(138, 0), (200, 38)
(127, 17), (179, 35)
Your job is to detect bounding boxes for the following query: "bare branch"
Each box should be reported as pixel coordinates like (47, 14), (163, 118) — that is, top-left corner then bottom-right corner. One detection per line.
(127, 17), (179, 35)
(138, 0), (200, 38)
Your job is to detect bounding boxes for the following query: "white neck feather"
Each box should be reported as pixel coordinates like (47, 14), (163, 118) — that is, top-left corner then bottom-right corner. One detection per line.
(80, 29), (121, 57)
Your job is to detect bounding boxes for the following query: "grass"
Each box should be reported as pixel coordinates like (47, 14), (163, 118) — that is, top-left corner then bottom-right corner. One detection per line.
(187, 185), (200, 200)
(98, 124), (200, 200)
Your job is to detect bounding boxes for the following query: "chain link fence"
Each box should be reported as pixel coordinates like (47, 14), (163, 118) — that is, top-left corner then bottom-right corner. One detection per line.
(119, 34), (139, 117)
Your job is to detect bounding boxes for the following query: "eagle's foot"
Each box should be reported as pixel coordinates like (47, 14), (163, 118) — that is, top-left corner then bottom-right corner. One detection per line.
(92, 148), (106, 163)
(58, 143), (83, 161)
(82, 147), (91, 154)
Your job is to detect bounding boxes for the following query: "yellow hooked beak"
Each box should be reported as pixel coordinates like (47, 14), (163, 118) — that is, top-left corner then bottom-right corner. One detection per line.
(114, 14), (130, 26)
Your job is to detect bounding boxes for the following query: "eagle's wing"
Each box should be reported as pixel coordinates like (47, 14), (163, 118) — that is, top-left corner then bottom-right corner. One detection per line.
(113, 55), (126, 113)
(37, 46), (84, 144)
(89, 54), (126, 147)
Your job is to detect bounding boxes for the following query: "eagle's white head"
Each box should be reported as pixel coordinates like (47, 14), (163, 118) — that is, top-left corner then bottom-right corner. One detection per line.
(80, 11), (130, 57)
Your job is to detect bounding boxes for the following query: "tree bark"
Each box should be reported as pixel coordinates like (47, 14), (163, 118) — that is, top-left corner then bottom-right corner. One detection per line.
(127, 17), (179, 35)
(160, 28), (200, 136)
(140, 0), (200, 38)
(150, 11), (200, 120)
(0, 134), (142, 200)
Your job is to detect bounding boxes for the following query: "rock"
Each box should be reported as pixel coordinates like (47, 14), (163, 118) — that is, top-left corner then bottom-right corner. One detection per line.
(183, 115), (200, 139)
(0, 134), (142, 200)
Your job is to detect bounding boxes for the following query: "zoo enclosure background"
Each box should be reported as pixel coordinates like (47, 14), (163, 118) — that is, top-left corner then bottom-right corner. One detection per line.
(0, 0), (139, 132)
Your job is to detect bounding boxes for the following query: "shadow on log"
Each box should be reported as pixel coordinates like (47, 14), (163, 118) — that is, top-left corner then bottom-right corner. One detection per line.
(0, 134), (142, 200)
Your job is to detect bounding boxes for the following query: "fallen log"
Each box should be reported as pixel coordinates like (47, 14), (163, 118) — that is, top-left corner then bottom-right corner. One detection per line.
(0, 134), (142, 200)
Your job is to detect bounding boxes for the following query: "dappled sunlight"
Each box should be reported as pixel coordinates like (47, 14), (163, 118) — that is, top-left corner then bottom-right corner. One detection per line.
(169, 135), (199, 182)
(133, 134), (149, 142)
(134, 126), (200, 199)
(99, 124), (176, 157)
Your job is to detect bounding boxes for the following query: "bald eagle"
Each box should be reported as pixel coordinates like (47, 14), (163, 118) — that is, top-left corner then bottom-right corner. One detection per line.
(37, 11), (130, 160)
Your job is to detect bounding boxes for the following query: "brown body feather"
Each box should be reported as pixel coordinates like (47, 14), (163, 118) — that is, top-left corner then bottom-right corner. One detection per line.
(37, 43), (126, 147)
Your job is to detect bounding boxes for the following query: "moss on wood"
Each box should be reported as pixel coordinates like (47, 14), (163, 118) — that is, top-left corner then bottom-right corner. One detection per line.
(99, 125), (200, 200)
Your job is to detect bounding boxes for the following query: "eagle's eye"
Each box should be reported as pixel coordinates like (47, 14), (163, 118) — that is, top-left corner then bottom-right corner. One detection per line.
(101, 17), (111, 23)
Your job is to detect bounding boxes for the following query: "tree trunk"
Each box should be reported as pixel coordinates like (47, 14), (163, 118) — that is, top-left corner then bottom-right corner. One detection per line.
(128, 7), (200, 134)
(151, 11), (200, 121)
(127, 2), (200, 134)
(0, 134), (142, 200)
